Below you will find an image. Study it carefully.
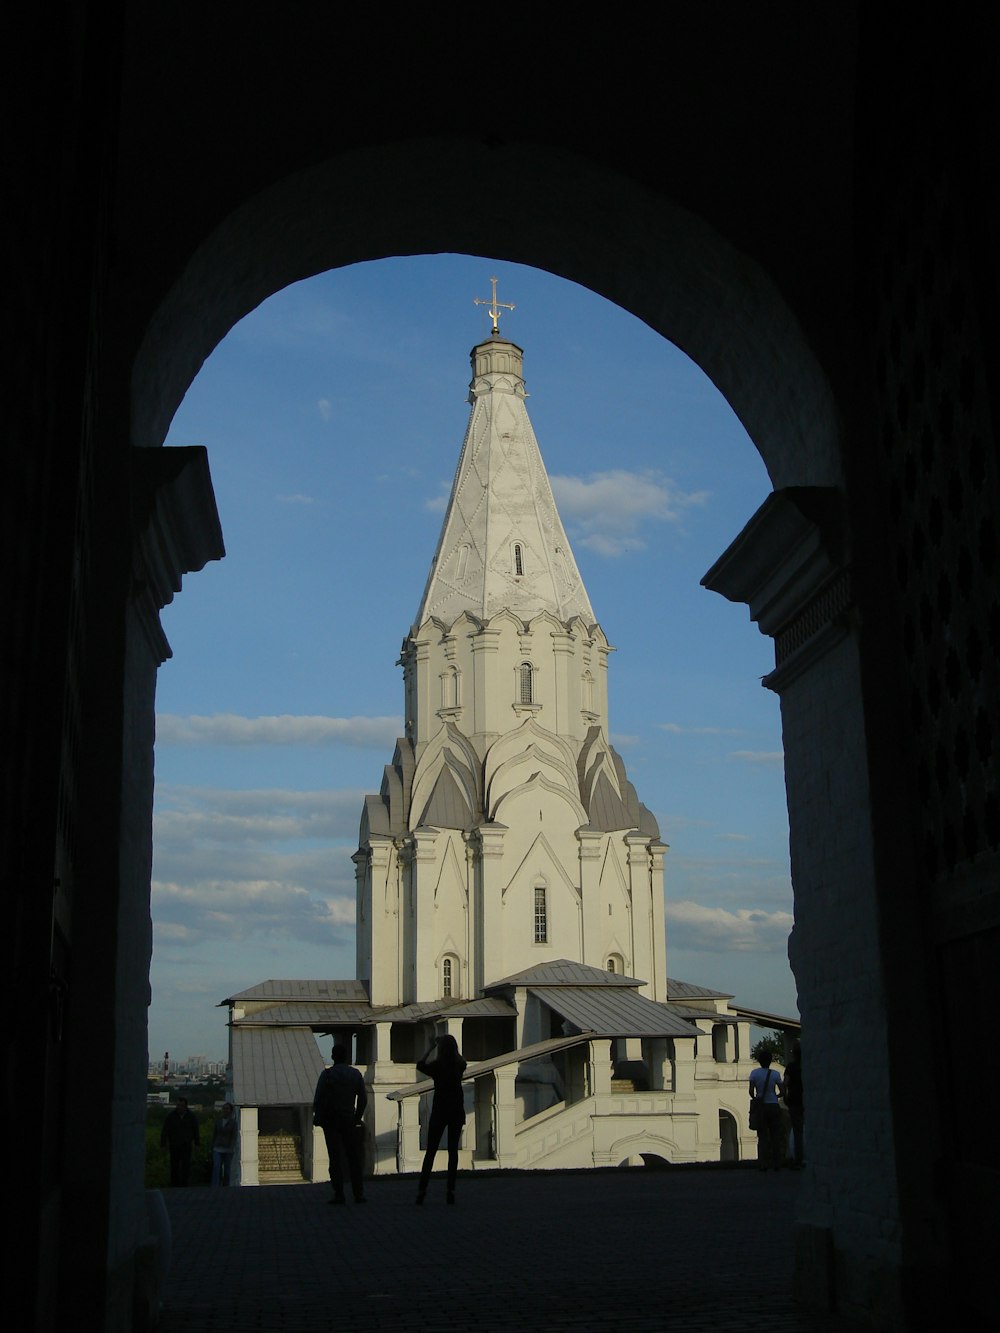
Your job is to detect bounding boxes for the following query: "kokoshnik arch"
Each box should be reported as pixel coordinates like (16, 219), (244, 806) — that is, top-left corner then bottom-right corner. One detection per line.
(10, 9), (997, 1331)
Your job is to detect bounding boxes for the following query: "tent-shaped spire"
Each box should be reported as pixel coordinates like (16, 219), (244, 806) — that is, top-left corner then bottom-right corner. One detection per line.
(414, 334), (595, 628)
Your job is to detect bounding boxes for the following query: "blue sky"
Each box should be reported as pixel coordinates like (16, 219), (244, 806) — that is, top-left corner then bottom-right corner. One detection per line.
(151, 255), (795, 1063)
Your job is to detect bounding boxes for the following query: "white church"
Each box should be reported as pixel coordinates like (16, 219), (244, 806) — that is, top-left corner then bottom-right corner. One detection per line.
(223, 297), (778, 1184)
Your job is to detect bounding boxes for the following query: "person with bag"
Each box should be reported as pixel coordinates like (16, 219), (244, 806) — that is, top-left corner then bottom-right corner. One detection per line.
(749, 1050), (785, 1170)
(312, 1044), (367, 1204)
(414, 1034), (467, 1206)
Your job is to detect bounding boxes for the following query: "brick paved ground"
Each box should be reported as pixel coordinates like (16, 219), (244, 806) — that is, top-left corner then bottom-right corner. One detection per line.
(157, 1168), (866, 1332)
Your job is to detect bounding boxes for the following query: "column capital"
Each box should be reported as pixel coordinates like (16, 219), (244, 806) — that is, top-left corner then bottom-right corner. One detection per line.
(702, 487), (853, 693)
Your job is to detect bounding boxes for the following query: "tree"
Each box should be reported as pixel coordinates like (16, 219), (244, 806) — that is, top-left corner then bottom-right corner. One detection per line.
(751, 1029), (787, 1064)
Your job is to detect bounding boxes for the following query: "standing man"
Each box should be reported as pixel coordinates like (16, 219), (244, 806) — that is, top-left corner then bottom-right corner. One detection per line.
(160, 1096), (200, 1186)
(313, 1045), (367, 1204)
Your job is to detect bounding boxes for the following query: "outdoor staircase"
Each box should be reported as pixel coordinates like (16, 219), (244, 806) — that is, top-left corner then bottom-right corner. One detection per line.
(257, 1132), (304, 1183)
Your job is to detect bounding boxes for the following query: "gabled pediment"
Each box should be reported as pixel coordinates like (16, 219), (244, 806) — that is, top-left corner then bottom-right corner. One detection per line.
(432, 840), (469, 907)
(500, 831), (582, 902)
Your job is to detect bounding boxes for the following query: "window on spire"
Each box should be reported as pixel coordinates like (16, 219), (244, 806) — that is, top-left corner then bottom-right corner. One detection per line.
(440, 667), (459, 709)
(582, 671), (594, 713)
(519, 662), (533, 705)
(514, 543), (524, 576)
(442, 956), (453, 997)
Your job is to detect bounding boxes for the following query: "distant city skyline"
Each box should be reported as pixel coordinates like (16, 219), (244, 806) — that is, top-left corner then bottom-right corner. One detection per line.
(151, 255), (795, 1061)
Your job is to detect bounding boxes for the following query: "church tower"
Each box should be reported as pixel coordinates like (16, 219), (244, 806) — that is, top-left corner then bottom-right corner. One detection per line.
(356, 303), (667, 1007)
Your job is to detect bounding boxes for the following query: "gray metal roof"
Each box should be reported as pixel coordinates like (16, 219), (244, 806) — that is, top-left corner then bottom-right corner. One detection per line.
(729, 1005), (801, 1031)
(371, 997), (471, 1023)
(530, 986), (700, 1038)
(223, 978), (369, 1004)
(437, 996), (517, 1018)
(232, 1002), (386, 1026)
(386, 1033), (596, 1100)
(227, 994), (516, 1028)
(667, 1004), (738, 1025)
(485, 959), (643, 990)
(666, 977), (732, 1000)
(231, 1026), (326, 1106)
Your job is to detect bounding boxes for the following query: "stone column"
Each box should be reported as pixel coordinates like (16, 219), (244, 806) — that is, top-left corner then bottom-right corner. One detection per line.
(550, 629), (576, 735)
(470, 626), (502, 737)
(703, 489), (910, 1316)
(474, 822), (507, 989)
(576, 828), (604, 969)
(588, 1038), (614, 1100)
(671, 1036), (696, 1102)
(398, 1096), (422, 1174)
(408, 828), (439, 1001)
(624, 833), (651, 992)
(492, 1065), (518, 1168)
(238, 1106), (259, 1186)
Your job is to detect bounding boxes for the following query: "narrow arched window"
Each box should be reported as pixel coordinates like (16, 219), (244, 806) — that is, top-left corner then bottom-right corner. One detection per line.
(582, 671), (594, 713)
(534, 885), (548, 943)
(519, 662), (533, 704)
(456, 544), (470, 580)
(607, 957), (616, 973)
(442, 957), (453, 997)
(514, 543), (524, 576)
(440, 667), (458, 709)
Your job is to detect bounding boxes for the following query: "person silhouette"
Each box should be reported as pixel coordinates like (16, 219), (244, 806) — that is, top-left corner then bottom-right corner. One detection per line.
(415, 1034), (467, 1205)
(312, 1045), (367, 1204)
(749, 1050), (785, 1171)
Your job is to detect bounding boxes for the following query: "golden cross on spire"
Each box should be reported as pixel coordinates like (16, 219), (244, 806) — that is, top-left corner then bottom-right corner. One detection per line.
(473, 276), (515, 334)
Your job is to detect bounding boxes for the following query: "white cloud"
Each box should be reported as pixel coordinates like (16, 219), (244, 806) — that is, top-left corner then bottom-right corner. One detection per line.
(277, 492), (315, 505)
(156, 714), (401, 748)
(665, 899), (793, 953)
(660, 722), (744, 736)
(424, 485), (450, 513)
(728, 750), (784, 766)
(317, 399), (332, 421)
(716, 832), (752, 842)
(152, 876), (355, 947)
(550, 470), (709, 557)
(151, 784), (364, 954)
(610, 733), (640, 749)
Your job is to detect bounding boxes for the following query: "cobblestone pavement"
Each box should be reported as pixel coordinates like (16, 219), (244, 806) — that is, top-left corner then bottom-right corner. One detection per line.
(157, 1168), (866, 1332)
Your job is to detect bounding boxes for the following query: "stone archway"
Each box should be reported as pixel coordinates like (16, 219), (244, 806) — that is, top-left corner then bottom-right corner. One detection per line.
(127, 140), (875, 1319)
(131, 140), (842, 490)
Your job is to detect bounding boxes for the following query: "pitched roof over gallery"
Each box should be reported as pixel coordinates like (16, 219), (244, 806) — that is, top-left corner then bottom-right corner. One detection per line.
(484, 959), (642, 989)
(413, 334), (595, 629)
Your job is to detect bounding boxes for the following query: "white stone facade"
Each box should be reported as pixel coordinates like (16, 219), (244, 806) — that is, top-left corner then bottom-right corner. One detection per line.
(228, 331), (769, 1181)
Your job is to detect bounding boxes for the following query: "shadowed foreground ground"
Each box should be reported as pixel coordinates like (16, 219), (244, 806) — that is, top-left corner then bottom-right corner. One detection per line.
(157, 1168), (866, 1332)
